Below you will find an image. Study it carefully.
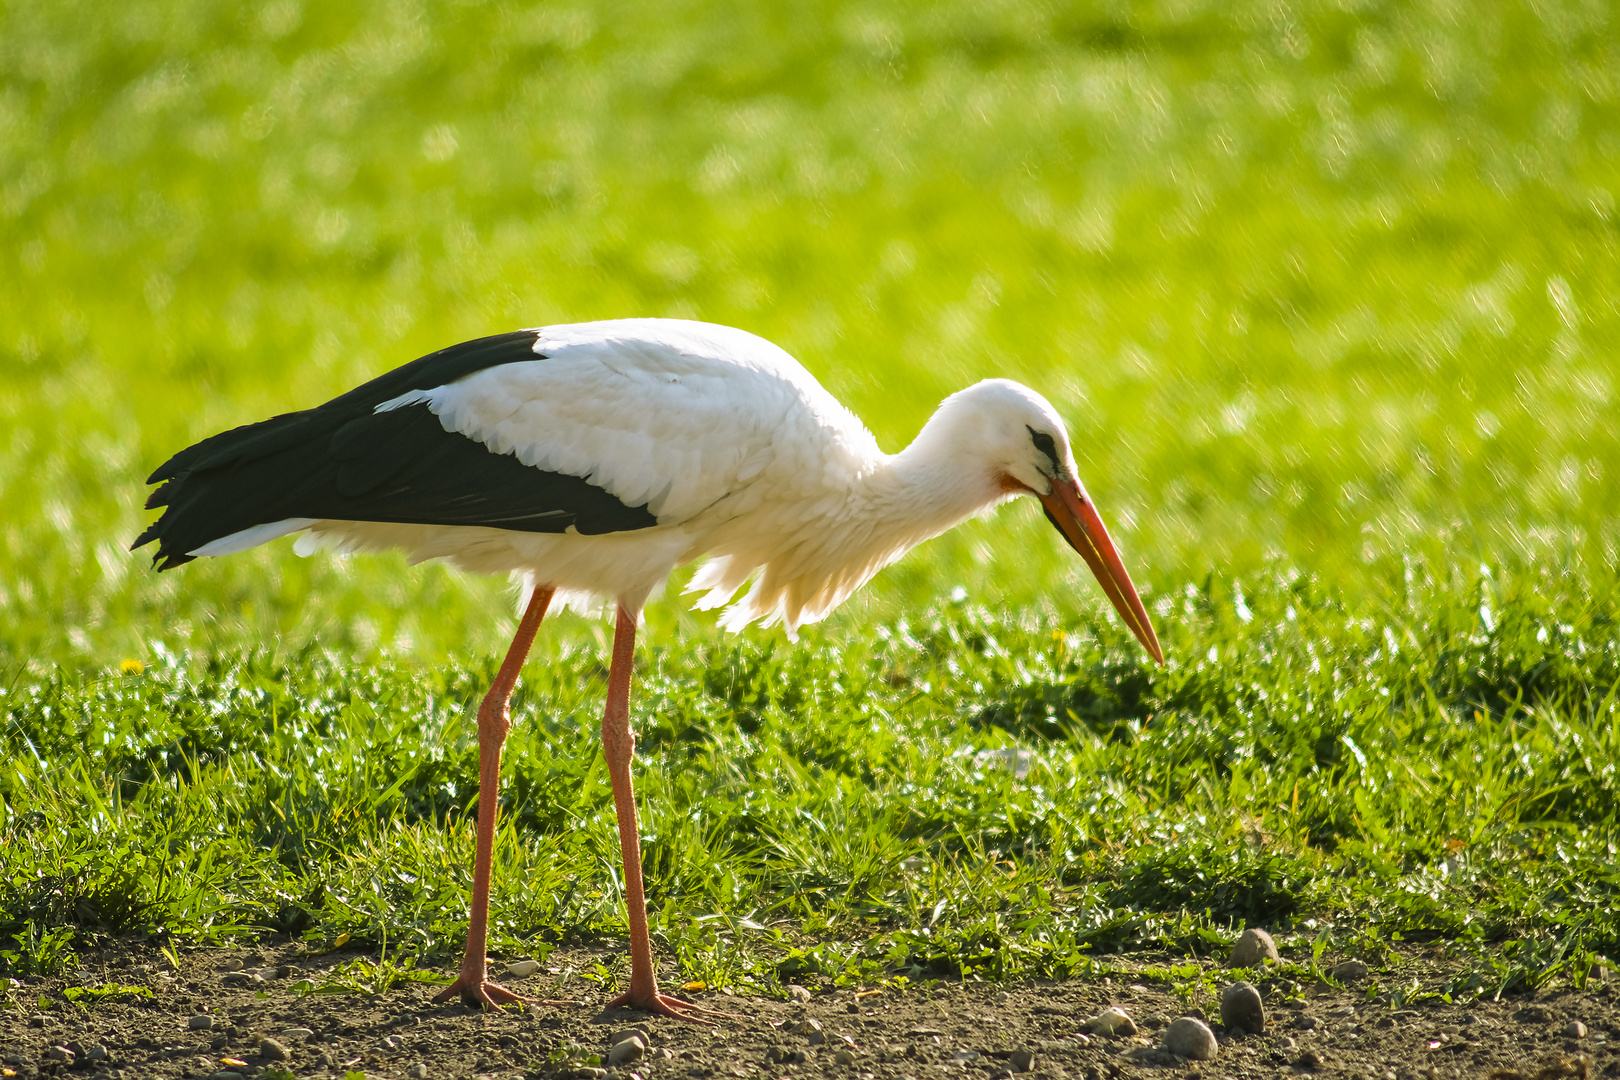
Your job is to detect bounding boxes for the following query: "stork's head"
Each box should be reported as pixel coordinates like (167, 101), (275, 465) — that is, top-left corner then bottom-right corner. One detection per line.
(918, 378), (1165, 665)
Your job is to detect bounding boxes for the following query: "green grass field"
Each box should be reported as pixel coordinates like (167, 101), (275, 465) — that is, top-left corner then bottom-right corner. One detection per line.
(3, 0), (1619, 996)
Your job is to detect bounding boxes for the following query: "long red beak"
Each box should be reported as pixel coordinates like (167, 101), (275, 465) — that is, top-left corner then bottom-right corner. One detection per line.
(1037, 478), (1165, 664)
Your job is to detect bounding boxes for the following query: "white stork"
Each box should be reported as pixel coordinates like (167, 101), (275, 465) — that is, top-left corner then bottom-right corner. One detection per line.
(136, 317), (1164, 1020)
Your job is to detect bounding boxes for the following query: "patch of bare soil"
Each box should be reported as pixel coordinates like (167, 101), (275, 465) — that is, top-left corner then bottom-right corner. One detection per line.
(1, 940), (1615, 1080)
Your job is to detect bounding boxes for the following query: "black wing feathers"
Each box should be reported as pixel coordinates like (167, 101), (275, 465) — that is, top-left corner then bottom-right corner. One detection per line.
(134, 331), (659, 571)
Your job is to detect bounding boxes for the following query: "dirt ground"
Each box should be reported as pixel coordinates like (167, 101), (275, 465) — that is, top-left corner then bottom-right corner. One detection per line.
(1, 939), (1613, 1080)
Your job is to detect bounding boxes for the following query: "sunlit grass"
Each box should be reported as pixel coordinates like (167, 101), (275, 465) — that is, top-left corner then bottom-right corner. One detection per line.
(3, 0), (1619, 992)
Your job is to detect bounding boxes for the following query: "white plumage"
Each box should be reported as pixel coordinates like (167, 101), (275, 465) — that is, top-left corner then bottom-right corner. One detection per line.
(221, 319), (1079, 635)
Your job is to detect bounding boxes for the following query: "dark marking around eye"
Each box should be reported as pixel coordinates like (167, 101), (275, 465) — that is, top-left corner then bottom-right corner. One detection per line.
(1027, 426), (1060, 471)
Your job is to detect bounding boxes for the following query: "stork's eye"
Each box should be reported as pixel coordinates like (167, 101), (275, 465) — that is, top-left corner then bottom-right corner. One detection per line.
(1027, 426), (1059, 471)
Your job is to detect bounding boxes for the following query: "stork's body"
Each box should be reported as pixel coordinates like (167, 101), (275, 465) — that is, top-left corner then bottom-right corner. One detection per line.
(137, 318), (1163, 1018)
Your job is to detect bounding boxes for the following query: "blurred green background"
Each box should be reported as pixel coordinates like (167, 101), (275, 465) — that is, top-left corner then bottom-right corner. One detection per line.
(3, 0), (1617, 668)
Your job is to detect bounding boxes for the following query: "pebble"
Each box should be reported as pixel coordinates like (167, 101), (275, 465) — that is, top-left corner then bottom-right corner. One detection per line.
(260, 1037), (289, 1061)
(1566, 1021), (1588, 1038)
(408, 1066), (429, 1080)
(44, 1046), (74, 1064)
(1228, 928), (1280, 968)
(1296, 1049), (1324, 1070)
(382, 1034), (403, 1049)
(1330, 960), (1370, 982)
(787, 983), (812, 1003)
(284, 1027), (314, 1040)
(1009, 1049), (1036, 1073)
(834, 1048), (857, 1066)
(505, 959), (541, 978)
(1295, 1015), (1320, 1030)
(1163, 1017), (1218, 1061)
(188, 1014), (214, 1030)
(85, 1045), (109, 1062)
(610, 1026), (651, 1047)
(608, 1036), (647, 1065)
(1081, 1006), (1137, 1036)
(1220, 982), (1265, 1034)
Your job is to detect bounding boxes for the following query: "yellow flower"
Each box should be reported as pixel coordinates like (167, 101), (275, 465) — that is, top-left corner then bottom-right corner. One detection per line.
(120, 658), (145, 675)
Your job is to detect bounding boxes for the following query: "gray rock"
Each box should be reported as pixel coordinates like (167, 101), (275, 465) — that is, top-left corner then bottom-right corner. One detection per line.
(259, 1037), (289, 1061)
(1009, 1049), (1036, 1073)
(787, 983), (812, 1003)
(607, 1036), (646, 1066)
(44, 1046), (74, 1064)
(1566, 1021), (1588, 1038)
(1163, 1017), (1218, 1061)
(408, 1066), (429, 1080)
(505, 959), (541, 978)
(834, 1048), (857, 1066)
(283, 1027), (314, 1040)
(609, 1026), (650, 1047)
(1330, 960), (1370, 982)
(188, 1014), (214, 1031)
(84, 1045), (109, 1062)
(1220, 982), (1265, 1034)
(1228, 928), (1279, 968)
(1295, 1015), (1320, 1030)
(1080, 1006), (1136, 1036)
(1296, 1049), (1324, 1070)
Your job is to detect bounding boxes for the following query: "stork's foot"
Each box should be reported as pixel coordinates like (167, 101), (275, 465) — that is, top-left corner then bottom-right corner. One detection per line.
(605, 988), (738, 1024)
(434, 973), (529, 1011)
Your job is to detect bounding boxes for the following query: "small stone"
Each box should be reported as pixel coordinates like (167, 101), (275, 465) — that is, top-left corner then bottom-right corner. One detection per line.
(1295, 1015), (1320, 1030)
(1220, 982), (1265, 1035)
(189, 1014), (214, 1030)
(834, 1048), (857, 1066)
(85, 1045), (109, 1062)
(1279, 1037), (1298, 1050)
(218, 957), (243, 972)
(44, 1046), (74, 1063)
(787, 983), (812, 1003)
(283, 1027), (314, 1040)
(260, 1037), (289, 1060)
(610, 1027), (651, 1047)
(1081, 1006), (1137, 1037)
(382, 1034), (403, 1050)
(806, 1021), (827, 1046)
(1330, 960), (1370, 982)
(408, 1066), (429, 1080)
(1163, 1017), (1218, 1061)
(608, 1036), (647, 1066)
(1566, 1021), (1589, 1038)
(1009, 1049), (1036, 1073)
(1296, 1049), (1324, 1070)
(505, 959), (542, 978)
(1229, 928), (1280, 968)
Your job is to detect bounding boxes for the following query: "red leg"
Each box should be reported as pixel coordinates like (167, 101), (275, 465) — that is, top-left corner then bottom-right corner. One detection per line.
(435, 587), (555, 1010)
(600, 604), (731, 1023)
